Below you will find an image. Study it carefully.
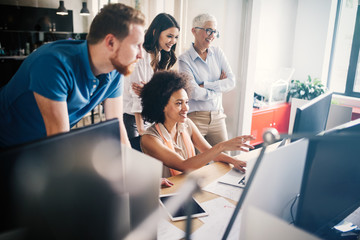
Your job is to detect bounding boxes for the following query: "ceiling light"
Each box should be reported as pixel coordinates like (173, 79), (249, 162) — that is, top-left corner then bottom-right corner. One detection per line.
(80, 2), (90, 16)
(56, 1), (68, 16)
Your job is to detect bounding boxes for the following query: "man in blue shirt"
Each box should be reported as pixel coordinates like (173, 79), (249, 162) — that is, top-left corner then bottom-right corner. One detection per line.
(179, 13), (235, 148)
(0, 3), (145, 148)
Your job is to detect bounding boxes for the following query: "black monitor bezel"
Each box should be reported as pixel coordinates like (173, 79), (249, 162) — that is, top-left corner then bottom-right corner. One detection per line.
(0, 119), (121, 234)
(295, 134), (360, 237)
(292, 92), (333, 138)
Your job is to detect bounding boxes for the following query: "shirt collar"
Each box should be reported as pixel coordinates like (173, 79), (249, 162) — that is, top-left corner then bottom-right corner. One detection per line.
(189, 43), (213, 61)
(81, 40), (116, 83)
(80, 40), (97, 80)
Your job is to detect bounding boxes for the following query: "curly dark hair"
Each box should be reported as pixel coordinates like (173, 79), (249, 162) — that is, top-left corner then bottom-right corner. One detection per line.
(141, 71), (192, 124)
(143, 13), (180, 72)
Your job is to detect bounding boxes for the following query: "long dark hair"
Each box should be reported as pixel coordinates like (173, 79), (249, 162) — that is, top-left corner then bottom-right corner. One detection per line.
(143, 13), (180, 72)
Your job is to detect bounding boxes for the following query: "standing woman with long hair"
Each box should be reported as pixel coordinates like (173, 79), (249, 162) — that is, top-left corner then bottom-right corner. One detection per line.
(123, 13), (180, 142)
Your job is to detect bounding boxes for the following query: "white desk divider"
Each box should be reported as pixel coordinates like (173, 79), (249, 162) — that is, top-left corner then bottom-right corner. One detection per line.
(239, 139), (309, 239)
(243, 206), (320, 240)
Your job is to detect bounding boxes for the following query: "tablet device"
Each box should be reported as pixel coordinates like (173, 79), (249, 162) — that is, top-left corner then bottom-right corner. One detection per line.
(159, 194), (208, 221)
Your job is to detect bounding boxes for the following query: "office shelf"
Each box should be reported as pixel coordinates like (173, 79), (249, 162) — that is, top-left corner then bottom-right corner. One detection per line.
(250, 103), (291, 146)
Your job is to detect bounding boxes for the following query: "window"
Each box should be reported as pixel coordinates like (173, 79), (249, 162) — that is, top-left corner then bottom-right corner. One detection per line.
(328, 0), (360, 98)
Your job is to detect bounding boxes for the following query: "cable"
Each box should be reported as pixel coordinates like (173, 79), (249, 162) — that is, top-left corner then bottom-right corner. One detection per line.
(290, 193), (300, 225)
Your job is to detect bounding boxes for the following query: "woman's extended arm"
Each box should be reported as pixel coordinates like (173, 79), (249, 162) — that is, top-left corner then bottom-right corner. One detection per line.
(141, 134), (218, 171)
(141, 121), (254, 172)
(188, 119), (254, 171)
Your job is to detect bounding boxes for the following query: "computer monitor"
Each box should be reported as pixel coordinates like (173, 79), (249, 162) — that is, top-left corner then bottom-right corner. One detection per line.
(322, 118), (360, 136)
(295, 134), (360, 238)
(122, 144), (162, 231)
(292, 92), (333, 139)
(0, 119), (131, 239)
(238, 139), (309, 240)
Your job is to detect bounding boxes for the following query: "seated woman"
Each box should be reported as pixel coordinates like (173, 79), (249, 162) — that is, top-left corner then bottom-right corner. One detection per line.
(140, 71), (255, 177)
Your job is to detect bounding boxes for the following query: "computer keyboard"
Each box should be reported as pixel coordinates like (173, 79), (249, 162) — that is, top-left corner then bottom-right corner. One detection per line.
(217, 168), (246, 188)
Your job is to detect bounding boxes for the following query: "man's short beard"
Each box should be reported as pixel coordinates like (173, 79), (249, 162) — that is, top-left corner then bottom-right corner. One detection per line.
(110, 51), (137, 76)
(111, 59), (132, 76)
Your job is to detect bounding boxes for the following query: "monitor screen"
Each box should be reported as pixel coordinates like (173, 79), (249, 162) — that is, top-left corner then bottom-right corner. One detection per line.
(0, 119), (129, 239)
(322, 118), (360, 136)
(292, 92), (333, 139)
(295, 134), (360, 238)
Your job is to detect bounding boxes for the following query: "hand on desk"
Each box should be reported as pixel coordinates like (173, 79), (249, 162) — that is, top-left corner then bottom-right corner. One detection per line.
(161, 178), (174, 188)
(231, 159), (247, 172)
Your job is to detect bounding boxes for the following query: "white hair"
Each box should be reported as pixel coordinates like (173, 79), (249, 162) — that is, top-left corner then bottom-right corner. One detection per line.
(192, 13), (217, 28)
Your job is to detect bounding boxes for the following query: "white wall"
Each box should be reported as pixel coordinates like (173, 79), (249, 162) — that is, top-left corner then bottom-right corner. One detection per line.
(292, 0), (337, 83)
(221, 0), (246, 139)
(235, 0), (262, 142)
(252, 0), (337, 95)
(243, 0), (337, 141)
(253, 0), (298, 99)
(235, 0), (300, 143)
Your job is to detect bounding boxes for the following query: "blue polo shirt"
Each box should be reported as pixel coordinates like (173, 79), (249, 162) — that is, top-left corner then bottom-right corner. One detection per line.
(0, 40), (123, 147)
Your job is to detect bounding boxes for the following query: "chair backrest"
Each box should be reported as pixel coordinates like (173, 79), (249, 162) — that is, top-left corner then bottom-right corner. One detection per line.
(130, 136), (142, 152)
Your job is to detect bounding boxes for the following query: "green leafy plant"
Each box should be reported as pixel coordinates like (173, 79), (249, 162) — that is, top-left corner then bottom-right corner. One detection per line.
(287, 75), (327, 101)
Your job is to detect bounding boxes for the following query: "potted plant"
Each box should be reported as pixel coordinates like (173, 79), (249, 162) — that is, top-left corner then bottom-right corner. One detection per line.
(286, 75), (328, 134)
(286, 75), (327, 102)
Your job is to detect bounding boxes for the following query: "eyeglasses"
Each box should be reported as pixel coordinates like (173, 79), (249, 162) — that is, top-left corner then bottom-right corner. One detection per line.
(195, 27), (220, 38)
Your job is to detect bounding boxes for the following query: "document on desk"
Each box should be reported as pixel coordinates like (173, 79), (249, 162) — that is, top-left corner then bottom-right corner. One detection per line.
(157, 218), (185, 240)
(191, 197), (241, 240)
(202, 177), (243, 202)
(344, 206), (360, 227)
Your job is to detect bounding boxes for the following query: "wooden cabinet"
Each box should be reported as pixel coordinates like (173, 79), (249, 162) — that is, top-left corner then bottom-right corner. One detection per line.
(250, 103), (291, 146)
(352, 107), (360, 120)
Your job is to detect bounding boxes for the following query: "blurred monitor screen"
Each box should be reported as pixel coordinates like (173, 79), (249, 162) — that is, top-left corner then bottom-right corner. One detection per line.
(295, 134), (360, 238)
(0, 119), (129, 239)
(292, 92), (333, 140)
